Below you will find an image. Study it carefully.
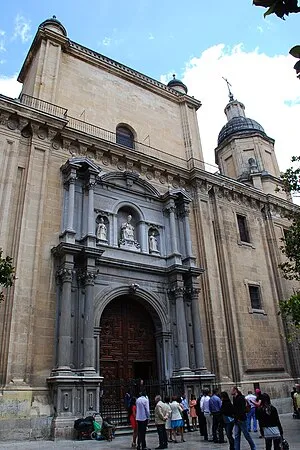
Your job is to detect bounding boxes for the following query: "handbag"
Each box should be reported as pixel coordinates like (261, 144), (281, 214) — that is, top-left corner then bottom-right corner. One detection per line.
(223, 415), (235, 424)
(263, 426), (281, 439)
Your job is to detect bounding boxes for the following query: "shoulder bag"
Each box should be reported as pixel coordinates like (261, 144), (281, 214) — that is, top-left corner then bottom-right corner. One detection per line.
(263, 426), (281, 439)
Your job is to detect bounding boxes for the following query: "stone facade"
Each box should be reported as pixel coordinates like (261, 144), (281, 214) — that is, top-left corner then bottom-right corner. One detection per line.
(0, 17), (299, 440)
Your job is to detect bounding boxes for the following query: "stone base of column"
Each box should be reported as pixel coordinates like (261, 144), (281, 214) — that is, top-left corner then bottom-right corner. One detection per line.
(47, 374), (103, 439)
(81, 234), (97, 248)
(175, 367), (194, 376)
(51, 416), (76, 440)
(166, 253), (182, 265)
(80, 367), (97, 376)
(171, 372), (216, 396)
(59, 229), (76, 244)
(51, 366), (73, 377)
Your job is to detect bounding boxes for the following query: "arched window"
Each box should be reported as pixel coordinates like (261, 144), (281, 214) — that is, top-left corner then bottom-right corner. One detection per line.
(116, 125), (134, 149)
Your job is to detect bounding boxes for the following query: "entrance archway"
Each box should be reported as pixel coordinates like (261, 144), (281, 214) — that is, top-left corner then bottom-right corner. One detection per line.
(100, 295), (158, 381)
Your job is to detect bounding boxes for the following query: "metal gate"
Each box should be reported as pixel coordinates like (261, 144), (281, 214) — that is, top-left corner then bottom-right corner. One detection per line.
(100, 378), (184, 425)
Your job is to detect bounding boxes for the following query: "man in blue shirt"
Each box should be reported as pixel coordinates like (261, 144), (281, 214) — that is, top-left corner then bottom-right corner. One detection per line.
(181, 393), (192, 432)
(136, 391), (151, 450)
(209, 388), (225, 443)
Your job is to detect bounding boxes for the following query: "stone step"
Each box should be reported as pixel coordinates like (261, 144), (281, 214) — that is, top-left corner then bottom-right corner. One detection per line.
(115, 422), (157, 437)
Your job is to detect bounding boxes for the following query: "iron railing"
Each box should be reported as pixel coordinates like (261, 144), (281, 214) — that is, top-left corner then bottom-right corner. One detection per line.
(20, 93), (68, 119)
(100, 378), (184, 425)
(18, 94), (189, 168)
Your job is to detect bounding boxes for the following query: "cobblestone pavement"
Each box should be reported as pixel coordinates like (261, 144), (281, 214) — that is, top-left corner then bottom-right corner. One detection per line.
(0, 415), (299, 450)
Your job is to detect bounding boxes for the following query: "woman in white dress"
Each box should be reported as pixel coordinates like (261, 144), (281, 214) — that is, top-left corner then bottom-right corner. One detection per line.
(170, 396), (185, 443)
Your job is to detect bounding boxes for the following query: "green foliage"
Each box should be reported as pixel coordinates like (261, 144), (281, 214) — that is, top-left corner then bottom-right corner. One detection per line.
(278, 157), (300, 338)
(253, 0), (300, 19)
(280, 156), (300, 193)
(280, 293), (300, 327)
(0, 248), (15, 302)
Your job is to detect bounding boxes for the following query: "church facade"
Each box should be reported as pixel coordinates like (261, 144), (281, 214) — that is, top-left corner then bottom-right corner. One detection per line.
(0, 17), (298, 439)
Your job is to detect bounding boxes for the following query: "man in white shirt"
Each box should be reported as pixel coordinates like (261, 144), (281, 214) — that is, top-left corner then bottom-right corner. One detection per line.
(136, 391), (151, 450)
(200, 388), (213, 441)
(245, 391), (258, 432)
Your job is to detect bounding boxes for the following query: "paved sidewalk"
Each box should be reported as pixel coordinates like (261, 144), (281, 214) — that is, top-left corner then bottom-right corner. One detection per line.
(0, 415), (298, 449)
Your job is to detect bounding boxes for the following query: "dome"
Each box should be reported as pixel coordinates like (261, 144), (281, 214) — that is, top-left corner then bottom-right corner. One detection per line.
(218, 116), (266, 146)
(39, 16), (67, 36)
(167, 75), (188, 94)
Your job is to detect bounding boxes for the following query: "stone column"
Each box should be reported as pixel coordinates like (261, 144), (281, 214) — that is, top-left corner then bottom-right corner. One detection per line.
(83, 270), (96, 374)
(139, 221), (147, 252)
(191, 288), (205, 369)
(66, 169), (76, 232)
(174, 288), (190, 371)
(56, 267), (73, 373)
(167, 201), (179, 254)
(87, 177), (96, 237)
(182, 204), (193, 258)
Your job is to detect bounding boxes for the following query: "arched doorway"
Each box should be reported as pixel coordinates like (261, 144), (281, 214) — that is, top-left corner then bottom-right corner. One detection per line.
(100, 295), (158, 382)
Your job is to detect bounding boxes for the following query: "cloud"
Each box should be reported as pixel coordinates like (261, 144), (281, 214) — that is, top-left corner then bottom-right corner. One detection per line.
(0, 30), (6, 52)
(0, 75), (21, 98)
(171, 44), (300, 176)
(102, 37), (111, 46)
(13, 14), (32, 43)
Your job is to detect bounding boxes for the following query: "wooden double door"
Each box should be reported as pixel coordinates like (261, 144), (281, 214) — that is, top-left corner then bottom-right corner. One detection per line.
(100, 296), (158, 381)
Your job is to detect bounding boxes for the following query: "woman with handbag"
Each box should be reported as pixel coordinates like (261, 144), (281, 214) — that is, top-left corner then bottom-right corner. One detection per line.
(220, 391), (235, 450)
(256, 393), (283, 450)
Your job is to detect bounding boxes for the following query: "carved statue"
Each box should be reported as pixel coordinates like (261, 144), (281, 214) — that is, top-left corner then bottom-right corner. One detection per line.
(149, 231), (159, 252)
(121, 215), (135, 241)
(97, 217), (107, 241)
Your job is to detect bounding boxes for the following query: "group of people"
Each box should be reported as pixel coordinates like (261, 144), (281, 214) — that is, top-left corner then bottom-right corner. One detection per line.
(127, 392), (197, 450)
(196, 386), (286, 450)
(125, 386), (287, 450)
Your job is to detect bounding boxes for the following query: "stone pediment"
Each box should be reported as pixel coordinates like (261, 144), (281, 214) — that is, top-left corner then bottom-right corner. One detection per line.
(99, 171), (161, 197)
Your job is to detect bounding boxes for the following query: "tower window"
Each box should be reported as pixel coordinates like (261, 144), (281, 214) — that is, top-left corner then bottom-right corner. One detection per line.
(116, 126), (134, 149)
(237, 214), (250, 243)
(248, 285), (262, 310)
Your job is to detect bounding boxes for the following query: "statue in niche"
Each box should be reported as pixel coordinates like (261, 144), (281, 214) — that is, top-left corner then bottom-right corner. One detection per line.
(121, 214), (135, 241)
(149, 231), (159, 253)
(97, 217), (107, 241)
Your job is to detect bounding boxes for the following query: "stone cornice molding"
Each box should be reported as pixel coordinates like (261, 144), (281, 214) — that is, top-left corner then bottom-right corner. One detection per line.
(215, 129), (275, 154)
(99, 170), (161, 197)
(189, 169), (296, 214)
(17, 24), (201, 109)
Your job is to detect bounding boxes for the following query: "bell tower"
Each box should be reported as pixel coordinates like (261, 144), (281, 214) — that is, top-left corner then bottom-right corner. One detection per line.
(214, 84), (289, 200)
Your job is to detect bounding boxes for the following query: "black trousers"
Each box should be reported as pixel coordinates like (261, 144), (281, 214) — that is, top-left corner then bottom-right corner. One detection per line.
(156, 423), (168, 448)
(182, 409), (191, 431)
(198, 411), (208, 438)
(212, 412), (224, 442)
(137, 420), (148, 449)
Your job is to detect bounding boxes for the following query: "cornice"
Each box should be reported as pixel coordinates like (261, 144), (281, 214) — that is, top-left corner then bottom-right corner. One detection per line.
(215, 129), (275, 155)
(17, 25), (201, 110)
(189, 168), (296, 213)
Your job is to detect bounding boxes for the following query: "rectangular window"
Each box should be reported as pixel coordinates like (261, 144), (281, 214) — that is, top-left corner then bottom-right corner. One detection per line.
(249, 285), (262, 310)
(237, 214), (250, 243)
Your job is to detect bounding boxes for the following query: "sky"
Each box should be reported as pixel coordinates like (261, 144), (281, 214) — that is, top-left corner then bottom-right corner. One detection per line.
(0, 1), (299, 190)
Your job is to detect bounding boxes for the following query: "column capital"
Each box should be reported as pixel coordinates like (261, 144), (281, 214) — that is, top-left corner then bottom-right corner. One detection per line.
(78, 269), (96, 286)
(178, 203), (190, 218)
(168, 287), (184, 299)
(56, 267), (73, 283)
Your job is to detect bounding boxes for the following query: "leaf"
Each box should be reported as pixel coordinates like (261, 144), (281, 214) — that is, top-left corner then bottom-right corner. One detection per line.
(289, 46), (300, 58)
